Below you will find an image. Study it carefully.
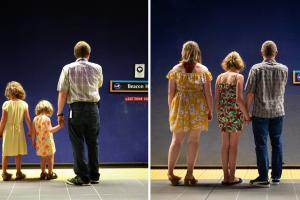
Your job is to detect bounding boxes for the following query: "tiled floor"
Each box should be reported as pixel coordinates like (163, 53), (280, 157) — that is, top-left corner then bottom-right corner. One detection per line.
(151, 169), (300, 200)
(0, 168), (148, 200)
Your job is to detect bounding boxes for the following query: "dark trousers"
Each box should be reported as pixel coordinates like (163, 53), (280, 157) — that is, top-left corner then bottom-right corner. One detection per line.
(68, 102), (100, 182)
(252, 116), (283, 181)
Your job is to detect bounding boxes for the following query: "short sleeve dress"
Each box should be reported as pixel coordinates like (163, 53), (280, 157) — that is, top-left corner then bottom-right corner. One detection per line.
(167, 68), (212, 133)
(33, 115), (56, 156)
(2, 100), (28, 156)
(217, 75), (244, 132)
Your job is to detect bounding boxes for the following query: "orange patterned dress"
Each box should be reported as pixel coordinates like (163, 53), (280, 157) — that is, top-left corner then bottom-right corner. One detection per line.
(33, 115), (56, 156)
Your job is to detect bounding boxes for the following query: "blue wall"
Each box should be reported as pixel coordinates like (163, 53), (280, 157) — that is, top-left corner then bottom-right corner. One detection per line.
(0, 1), (148, 163)
(151, 0), (300, 165)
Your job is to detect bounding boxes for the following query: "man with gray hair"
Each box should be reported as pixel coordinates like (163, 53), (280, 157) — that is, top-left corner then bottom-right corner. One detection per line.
(57, 41), (103, 185)
(245, 40), (288, 187)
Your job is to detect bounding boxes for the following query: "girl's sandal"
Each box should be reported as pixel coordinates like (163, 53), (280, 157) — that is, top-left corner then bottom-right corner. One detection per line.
(2, 172), (12, 181)
(168, 174), (181, 186)
(15, 171), (26, 180)
(47, 172), (58, 180)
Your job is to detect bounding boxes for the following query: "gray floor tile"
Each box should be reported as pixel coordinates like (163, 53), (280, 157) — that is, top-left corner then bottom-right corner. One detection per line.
(0, 179), (147, 200)
(152, 179), (300, 200)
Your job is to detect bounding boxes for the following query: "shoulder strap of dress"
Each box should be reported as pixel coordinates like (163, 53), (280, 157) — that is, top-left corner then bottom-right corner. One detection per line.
(231, 74), (238, 84)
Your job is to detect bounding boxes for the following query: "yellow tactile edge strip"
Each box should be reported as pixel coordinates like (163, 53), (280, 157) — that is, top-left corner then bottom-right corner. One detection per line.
(1, 168), (148, 181)
(151, 169), (300, 180)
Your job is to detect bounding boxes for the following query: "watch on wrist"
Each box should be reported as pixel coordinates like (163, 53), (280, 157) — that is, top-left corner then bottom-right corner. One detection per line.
(57, 113), (64, 117)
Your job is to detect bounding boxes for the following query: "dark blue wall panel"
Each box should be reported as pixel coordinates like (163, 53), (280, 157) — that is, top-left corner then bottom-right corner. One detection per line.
(0, 0), (148, 163)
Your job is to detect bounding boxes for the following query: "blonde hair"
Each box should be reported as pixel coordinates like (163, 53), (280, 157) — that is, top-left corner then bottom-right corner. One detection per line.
(180, 41), (202, 65)
(35, 100), (53, 116)
(5, 81), (26, 100)
(74, 41), (91, 58)
(221, 51), (245, 71)
(261, 40), (277, 58)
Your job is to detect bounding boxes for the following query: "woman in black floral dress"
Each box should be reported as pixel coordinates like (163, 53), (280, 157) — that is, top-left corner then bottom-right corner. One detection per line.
(215, 51), (250, 185)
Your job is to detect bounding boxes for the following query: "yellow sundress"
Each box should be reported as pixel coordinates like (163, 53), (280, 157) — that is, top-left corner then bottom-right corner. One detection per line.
(33, 115), (56, 156)
(167, 69), (212, 132)
(2, 100), (28, 156)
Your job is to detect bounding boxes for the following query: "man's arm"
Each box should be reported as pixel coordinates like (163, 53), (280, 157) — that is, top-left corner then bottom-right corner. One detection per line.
(57, 91), (67, 126)
(244, 68), (256, 113)
(246, 92), (254, 112)
(57, 66), (69, 126)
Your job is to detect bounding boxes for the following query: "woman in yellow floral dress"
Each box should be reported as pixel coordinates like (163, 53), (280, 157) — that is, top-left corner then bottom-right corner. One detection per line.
(167, 41), (213, 185)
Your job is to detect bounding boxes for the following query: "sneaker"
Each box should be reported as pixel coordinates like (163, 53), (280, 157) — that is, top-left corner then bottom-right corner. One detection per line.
(90, 179), (100, 184)
(271, 179), (280, 185)
(66, 176), (91, 186)
(15, 171), (26, 180)
(249, 177), (270, 188)
(2, 172), (12, 181)
(40, 172), (47, 180)
(47, 172), (58, 180)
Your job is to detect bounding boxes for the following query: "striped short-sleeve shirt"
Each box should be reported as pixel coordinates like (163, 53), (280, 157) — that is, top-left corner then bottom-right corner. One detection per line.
(245, 60), (288, 118)
(57, 58), (103, 104)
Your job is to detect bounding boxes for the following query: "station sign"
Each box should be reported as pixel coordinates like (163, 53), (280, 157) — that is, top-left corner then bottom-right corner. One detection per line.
(293, 70), (300, 85)
(110, 80), (148, 93)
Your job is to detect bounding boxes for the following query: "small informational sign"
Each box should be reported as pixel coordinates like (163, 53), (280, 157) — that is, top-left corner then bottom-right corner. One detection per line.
(110, 80), (148, 93)
(135, 64), (145, 78)
(124, 96), (148, 102)
(293, 70), (300, 85)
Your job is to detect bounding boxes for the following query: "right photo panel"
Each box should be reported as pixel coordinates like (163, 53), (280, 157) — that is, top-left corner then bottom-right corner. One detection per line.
(151, 0), (300, 199)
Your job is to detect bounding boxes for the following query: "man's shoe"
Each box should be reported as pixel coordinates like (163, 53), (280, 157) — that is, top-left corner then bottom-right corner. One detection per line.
(250, 177), (270, 188)
(66, 176), (91, 186)
(90, 179), (100, 184)
(271, 179), (280, 185)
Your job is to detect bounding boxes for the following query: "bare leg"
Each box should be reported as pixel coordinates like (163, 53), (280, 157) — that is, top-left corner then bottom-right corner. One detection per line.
(2, 156), (8, 173)
(15, 155), (22, 173)
(228, 131), (241, 182)
(167, 131), (185, 178)
(186, 129), (201, 179)
(221, 132), (230, 182)
(47, 155), (54, 174)
(41, 157), (47, 173)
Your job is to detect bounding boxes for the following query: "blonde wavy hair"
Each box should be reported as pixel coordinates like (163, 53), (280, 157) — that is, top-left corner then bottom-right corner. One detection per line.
(180, 41), (202, 65)
(221, 51), (245, 71)
(35, 100), (53, 116)
(5, 81), (26, 100)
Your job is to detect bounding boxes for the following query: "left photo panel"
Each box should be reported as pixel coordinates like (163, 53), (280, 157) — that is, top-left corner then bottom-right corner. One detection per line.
(0, 0), (148, 200)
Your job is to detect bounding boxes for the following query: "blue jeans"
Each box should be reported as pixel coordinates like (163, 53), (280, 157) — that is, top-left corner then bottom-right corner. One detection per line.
(68, 102), (100, 182)
(252, 116), (283, 181)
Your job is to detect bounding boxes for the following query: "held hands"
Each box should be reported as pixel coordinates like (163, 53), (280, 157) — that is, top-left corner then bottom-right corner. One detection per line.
(244, 112), (252, 124)
(208, 111), (213, 121)
(57, 115), (65, 127)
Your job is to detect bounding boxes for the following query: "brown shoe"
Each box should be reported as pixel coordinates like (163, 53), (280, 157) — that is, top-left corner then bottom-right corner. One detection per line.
(184, 176), (198, 186)
(2, 172), (12, 181)
(15, 171), (26, 180)
(47, 172), (58, 180)
(167, 174), (181, 186)
(40, 172), (47, 180)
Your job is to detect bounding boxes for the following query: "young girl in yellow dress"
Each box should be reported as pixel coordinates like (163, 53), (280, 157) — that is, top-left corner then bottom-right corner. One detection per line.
(167, 41), (213, 185)
(32, 100), (63, 180)
(0, 81), (32, 181)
